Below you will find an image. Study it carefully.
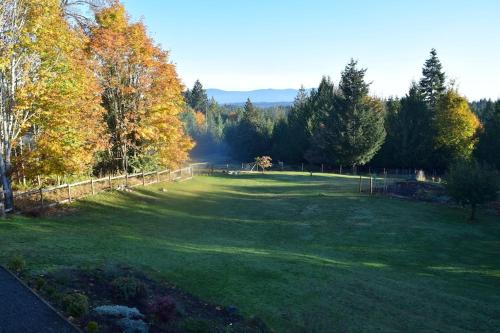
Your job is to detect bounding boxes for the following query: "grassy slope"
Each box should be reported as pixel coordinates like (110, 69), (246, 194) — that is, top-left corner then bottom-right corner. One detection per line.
(0, 172), (499, 332)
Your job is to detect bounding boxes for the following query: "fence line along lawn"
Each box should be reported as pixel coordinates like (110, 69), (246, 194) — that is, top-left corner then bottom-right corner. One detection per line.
(1, 172), (499, 332)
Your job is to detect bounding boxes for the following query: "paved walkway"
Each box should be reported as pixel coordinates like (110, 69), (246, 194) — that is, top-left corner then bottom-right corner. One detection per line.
(0, 266), (79, 333)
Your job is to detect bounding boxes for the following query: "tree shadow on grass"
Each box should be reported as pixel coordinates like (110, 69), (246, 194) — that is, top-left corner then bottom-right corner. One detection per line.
(65, 175), (500, 284)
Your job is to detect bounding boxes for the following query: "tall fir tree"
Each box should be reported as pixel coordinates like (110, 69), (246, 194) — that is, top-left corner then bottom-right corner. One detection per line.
(306, 60), (386, 168)
(225, 99), (271, 161)
(273, 87), (314, 163)
(185, 80), (209, 114)
(419, 48), (446, 109)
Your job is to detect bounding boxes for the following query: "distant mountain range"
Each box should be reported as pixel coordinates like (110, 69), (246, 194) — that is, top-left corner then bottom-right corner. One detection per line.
(206, 88), (302, 107)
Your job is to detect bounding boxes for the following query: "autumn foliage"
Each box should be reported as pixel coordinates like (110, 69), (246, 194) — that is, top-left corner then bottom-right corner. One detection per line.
(89, 3), (192, 172)
(0, 0), (192, 207)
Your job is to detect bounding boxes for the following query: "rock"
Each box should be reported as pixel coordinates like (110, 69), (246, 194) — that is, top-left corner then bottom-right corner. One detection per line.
(94, 305), (144, 319)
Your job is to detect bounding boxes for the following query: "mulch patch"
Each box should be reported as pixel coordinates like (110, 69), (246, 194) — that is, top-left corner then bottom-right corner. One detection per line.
(26, 266), (269, 333)
(383, 180), (450, 203)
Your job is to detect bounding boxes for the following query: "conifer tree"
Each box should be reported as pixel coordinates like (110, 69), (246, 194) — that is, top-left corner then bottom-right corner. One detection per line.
(307, 60), (385, 167)
(475, 100), (500, 168)
(185, 80), (209, 114)
(419, 48), (446, 108)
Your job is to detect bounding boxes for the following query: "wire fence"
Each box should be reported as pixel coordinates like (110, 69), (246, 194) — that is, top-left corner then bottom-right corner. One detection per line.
(9, 165), (197, 214)
(187, 162), (438, 195)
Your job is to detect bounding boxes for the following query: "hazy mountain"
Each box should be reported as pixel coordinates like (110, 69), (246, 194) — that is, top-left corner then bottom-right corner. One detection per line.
(206, 88), (301, 106)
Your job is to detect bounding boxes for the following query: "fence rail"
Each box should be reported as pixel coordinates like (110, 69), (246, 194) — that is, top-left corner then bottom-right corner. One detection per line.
(11, 165), (195, 213)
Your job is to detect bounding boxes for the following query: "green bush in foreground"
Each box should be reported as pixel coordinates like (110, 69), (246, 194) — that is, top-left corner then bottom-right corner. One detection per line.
(445, 159), (499, 221)
(62, 293), (89, 318)
(7, 254), (26, 274)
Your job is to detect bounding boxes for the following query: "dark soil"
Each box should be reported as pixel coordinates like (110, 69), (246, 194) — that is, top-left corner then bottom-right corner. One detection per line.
(26, 265), (270, 333)
(383, 180), (450, 203)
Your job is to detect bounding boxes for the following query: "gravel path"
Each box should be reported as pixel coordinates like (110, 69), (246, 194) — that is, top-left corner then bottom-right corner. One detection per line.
(0, 266), (79, 333)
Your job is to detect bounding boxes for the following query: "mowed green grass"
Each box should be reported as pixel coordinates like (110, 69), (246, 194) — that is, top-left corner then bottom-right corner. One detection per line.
(1, 172), (500, 332)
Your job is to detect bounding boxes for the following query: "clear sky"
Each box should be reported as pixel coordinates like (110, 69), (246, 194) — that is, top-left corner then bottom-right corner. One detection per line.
(121, 0), (500, 100)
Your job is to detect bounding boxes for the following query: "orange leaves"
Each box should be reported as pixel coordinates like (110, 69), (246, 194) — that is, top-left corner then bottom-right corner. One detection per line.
(90, 2), (192, 170)
(6, 0), (106, 180)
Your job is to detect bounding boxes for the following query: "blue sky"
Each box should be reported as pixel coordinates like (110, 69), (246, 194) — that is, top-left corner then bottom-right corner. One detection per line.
(122, 0), (500, 100)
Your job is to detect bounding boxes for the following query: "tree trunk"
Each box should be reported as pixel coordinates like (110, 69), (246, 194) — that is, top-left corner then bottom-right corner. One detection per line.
(469, 203), (476, 222)
(0, 154), (14, 211)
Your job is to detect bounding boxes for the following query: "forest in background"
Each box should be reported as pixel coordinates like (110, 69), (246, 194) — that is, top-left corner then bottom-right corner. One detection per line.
(1, 0), (499, 211)
(182, 50), (500, 173)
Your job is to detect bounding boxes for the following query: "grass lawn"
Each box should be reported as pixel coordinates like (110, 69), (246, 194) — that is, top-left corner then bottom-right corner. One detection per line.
(1, 172), (499, 332)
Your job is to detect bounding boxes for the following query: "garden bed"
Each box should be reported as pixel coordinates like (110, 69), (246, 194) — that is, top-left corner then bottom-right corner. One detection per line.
(384, 180), (450, 203)
(25, 266), (269, 333)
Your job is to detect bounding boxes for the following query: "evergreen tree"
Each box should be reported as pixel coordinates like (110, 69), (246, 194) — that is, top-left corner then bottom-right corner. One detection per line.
(225, 99), (271, 161)
(185, 80), (209, 114)
(243, 98), (259, 122)
(371, 97), (401, 167)
(375, 83), (433, 168)
(475, 100), (500, 169)
(396, 84), (433, 167)
(272, 87), (314, 163)
(306, 60), (386, 167)
(419, 48), (446, 108)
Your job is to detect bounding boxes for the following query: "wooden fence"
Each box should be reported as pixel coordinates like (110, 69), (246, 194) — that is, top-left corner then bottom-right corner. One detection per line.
(9, 165), (198, 214)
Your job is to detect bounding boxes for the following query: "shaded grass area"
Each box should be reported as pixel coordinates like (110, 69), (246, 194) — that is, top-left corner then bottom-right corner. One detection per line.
(1, 172), (499, 332)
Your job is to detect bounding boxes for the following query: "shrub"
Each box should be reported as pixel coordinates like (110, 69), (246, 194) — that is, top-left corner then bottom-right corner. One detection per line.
(445, 159), (499, 220)
(7, 254), (26, 274)
(111, 276), (148, 302)
(150, 295), (176, 323)
(86, 321), (99, 333)
(62, 293), (89, 318)
(32, 276), (46, 290)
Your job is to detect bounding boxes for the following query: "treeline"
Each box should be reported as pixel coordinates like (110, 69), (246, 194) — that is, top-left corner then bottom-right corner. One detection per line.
(181, 80), (288, 160)
(186, 49), (499, 172)
(0, 0), (192, 209)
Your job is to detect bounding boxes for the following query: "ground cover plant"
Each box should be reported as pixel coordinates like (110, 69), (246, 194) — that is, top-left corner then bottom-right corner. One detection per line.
(1, 172), (499, 332)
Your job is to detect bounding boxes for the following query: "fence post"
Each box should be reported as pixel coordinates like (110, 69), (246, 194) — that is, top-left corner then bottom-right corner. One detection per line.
(339, 165), (342, 174)
(67, 184), (72, 202)
(109, 174), (112, 190)
(91, 178), (95, 195)
(321, 164), (324, 173)
(384, 171), (387, 193)
(156, 170), (160, 183)
(301, 163), (304, 172)
(169, 170), (172, 182)
(125, 172), (128, 187)
(142, 169), (145, 186)
(0, 190), (5, 218)
(370, 177), (373, 195)
(359, 176), (362, 193)
(39, 188), (44, 211)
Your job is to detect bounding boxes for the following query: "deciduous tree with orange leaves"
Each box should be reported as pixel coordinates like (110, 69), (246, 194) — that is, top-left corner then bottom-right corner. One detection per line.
(0, 0), (104, 209)
(89, 2), (193, 173)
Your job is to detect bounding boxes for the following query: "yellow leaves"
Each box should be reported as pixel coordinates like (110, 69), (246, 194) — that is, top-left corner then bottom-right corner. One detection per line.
(90, 2), (193, 170)
(435, 90), (480, 160)
(95, 2), (128, 31)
